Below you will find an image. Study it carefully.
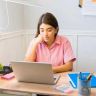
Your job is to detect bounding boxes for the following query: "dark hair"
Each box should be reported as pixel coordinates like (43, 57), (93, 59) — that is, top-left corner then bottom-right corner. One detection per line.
(35, 12), (59, 37)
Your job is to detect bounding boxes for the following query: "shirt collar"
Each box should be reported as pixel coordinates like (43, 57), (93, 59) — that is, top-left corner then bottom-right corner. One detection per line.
(54, 35), (61, 45)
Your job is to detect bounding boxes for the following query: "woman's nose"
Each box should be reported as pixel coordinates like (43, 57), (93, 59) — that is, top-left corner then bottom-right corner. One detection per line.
(44, 31), (48, 36)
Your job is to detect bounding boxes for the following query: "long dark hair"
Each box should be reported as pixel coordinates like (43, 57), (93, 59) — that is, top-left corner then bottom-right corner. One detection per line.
(35, 12), (59, 37)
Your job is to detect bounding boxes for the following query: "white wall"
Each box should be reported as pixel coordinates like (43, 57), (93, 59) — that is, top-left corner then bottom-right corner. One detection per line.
(0, 0), (8, 29)
(77, 35), (96, 72)
(23, 0), (96, 31)
(0, 1), (25, 65)
(0, 1), (24, 32)
(0, 0), (96, 72)
(0, 32), (25, 65)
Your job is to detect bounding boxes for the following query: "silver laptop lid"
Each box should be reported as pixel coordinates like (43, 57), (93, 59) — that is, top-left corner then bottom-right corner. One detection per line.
(10, 61), (57, 85)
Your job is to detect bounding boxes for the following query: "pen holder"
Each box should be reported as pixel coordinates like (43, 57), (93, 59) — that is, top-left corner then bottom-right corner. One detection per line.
(78, 77), (91, 96)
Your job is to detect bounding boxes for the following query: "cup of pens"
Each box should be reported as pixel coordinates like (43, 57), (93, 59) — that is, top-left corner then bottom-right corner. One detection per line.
(78, 72), (92, 96)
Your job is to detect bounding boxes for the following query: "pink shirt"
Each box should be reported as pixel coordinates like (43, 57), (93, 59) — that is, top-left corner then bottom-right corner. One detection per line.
(34, 35), (75, 67)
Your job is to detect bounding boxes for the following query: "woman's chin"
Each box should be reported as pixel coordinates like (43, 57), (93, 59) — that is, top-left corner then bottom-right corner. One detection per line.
(44, 40), (50, 44)
(44, 39), (49, 42)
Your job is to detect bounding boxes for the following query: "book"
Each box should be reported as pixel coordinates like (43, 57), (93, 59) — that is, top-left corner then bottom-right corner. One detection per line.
(1, 73), (15, 80)
(68, 72), (96, 88)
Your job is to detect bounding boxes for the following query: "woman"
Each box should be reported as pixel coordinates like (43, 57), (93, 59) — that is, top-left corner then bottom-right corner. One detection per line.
(25, 12), (76, 73)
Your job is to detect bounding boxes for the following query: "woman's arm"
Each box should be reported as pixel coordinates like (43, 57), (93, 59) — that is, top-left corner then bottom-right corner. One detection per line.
(24, 42), (38, 62)
(52, 60), (73, 73)
(24, 35), (43, 62)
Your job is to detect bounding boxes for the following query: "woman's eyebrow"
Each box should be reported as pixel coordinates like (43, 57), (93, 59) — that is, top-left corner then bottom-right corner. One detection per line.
(40, 28), (43, 29)
(47, 27), (53, 30)
(47, 27), (52, 29)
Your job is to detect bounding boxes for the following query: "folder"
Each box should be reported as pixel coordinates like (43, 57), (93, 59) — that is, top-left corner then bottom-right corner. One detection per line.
(68, 72), (96, 88)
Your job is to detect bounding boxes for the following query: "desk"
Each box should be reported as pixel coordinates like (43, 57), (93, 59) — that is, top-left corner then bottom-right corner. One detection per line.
(0, 72), (96, 96)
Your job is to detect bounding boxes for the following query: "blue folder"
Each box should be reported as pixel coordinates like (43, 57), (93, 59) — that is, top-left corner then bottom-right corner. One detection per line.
(68, 72), (96, 88)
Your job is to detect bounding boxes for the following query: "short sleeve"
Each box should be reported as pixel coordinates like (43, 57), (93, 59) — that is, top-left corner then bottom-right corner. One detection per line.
(64, 40), (76, 63)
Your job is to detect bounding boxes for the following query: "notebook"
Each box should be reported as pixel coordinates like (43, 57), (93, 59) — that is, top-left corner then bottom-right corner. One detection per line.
(68, 72), (96, 88)
(10, 61), (60, 85)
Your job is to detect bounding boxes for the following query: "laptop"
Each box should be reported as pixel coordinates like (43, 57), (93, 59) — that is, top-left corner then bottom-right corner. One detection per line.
(10, 61), (60, 85)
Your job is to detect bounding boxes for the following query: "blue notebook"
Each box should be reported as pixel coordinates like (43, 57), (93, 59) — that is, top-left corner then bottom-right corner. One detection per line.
(68, 72), (96, 88)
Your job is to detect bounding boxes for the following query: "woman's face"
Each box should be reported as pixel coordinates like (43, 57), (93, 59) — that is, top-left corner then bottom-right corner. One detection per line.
(39, 23), (57, 45)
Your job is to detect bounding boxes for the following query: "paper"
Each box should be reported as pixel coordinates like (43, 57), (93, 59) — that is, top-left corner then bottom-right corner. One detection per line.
(55, 84), (73, 93)
(82, 0), (96, 15)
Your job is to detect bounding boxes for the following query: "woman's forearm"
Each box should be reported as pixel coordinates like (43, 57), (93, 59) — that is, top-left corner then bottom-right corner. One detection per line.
(53, 61), (73, 73)
(24, 42), (38, 62)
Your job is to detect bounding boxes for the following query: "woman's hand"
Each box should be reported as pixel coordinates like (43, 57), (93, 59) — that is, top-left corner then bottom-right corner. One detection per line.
(24, 34), (44, 62)
(35, 34), (43, 44)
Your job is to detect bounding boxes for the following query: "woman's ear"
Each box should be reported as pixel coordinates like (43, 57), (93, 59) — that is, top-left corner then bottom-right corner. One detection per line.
(56, 27), (59, 32)
(55, 27), (59, 33)
(54, 27), (59, 36)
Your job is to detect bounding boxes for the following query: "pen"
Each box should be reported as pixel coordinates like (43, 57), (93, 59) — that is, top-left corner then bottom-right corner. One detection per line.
(79, 72), (82, 79)
(87, 72), (94, 81)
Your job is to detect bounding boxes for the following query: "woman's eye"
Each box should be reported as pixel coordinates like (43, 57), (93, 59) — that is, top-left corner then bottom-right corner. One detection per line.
(48, 29), (52, 32)
(40, 30), (44, 32)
